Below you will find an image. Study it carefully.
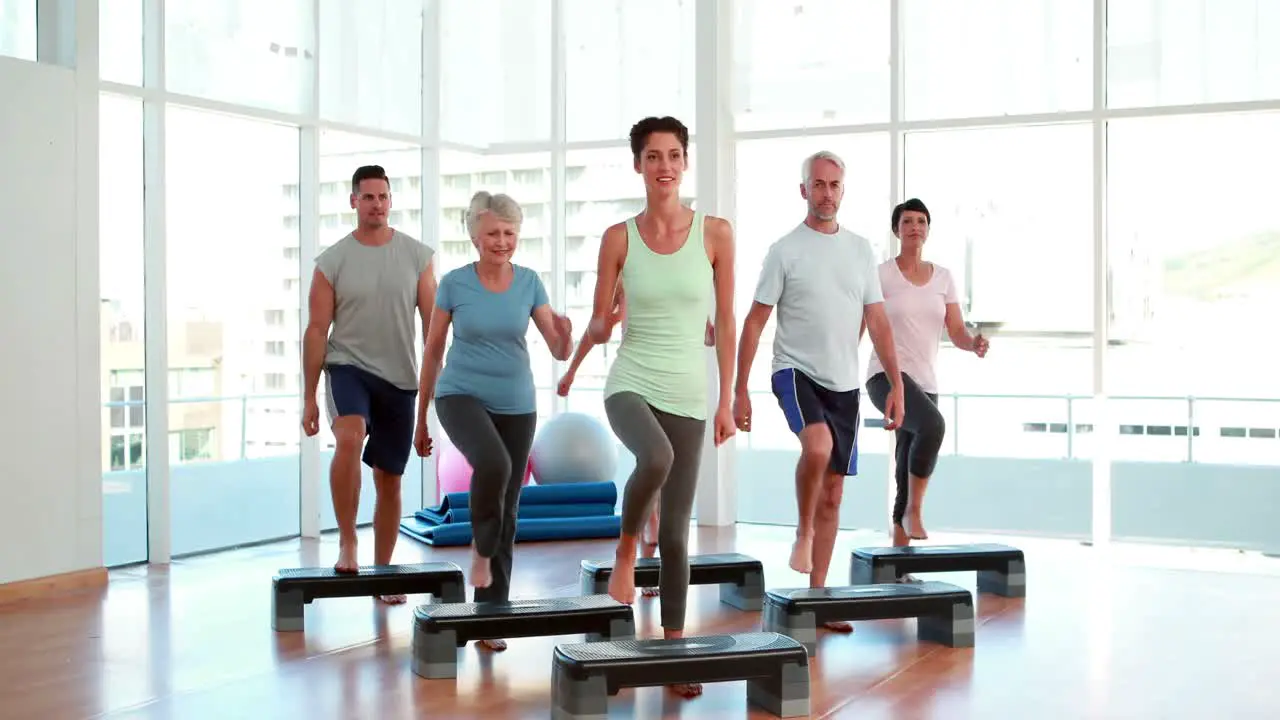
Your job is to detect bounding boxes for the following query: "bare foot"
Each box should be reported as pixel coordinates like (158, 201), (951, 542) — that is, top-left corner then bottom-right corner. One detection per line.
(470, 548), (492, 589)
(823, 621), (854, 633)
(663, 630), (702, 698)
(904, 511), (928, 540)
(477, 639), (507, 651)
(335, 540), (358, 573)
(669, 682), (703, 698)
(377, 594), (407, 605)
(789, 534), (814, 574)
(608, 555), (636, 605)
(641, 586), (660, 597)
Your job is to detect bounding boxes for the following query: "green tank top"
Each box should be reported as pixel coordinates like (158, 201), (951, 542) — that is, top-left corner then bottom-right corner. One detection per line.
(604, 211), (714, 421)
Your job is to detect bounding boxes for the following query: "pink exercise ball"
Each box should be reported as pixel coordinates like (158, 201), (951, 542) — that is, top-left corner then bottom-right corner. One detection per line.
(436, 434), (533, 497)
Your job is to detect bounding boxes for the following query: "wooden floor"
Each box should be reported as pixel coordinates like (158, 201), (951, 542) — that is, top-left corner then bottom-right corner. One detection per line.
(4, 523), (1280, 719)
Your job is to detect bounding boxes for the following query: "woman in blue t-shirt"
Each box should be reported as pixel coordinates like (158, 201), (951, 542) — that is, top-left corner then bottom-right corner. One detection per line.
(415, 191), (573, 650)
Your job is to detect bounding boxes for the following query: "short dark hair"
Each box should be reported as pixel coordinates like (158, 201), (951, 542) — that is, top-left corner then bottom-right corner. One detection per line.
(628, 116), (690, 162)
(892, 198), (931, 230)
(351, 165), (390, 195)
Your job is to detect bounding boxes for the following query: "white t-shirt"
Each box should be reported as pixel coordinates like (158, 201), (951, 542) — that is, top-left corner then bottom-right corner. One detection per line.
(865, 260), (960, 394)
(753, 223), (883, 393)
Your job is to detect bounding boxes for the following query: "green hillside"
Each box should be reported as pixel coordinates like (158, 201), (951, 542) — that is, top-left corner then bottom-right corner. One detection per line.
(1162, 232), (1280, 299)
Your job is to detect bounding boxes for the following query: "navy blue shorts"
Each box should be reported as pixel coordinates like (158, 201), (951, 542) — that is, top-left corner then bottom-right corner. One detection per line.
(324, 363), (417, 476)
(771, 368), (861, 476)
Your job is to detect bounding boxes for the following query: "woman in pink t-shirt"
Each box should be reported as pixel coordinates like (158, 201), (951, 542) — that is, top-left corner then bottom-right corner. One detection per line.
(864, 199), (989, 551)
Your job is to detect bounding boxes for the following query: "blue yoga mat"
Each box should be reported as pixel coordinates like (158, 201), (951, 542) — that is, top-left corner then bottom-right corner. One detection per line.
(420, 481), (618, 518)
(398, 514), (621, 547)
(416, 502), (616, 526)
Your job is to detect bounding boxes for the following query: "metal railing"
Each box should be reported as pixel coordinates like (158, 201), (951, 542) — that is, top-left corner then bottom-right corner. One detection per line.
(103, 389), (1280, 468)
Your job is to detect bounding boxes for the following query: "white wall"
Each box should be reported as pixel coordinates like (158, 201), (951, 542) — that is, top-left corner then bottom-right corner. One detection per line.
(0, 42), (101, 582)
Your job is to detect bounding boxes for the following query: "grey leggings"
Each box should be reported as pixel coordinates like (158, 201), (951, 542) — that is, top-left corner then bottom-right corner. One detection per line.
(434, 394), (537, 604)
(866, 372), (944, 525)
(604, 391), (706, 631)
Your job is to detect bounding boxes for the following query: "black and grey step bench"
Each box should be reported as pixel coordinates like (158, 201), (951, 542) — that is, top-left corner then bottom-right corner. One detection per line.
(271, 562), (465, 632)
(850, 543), (1026, 597)
(579, 552), (765, 610)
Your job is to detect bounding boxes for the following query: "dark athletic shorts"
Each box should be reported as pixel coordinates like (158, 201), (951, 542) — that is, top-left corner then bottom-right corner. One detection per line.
(324, 363), (417, 476)
(770, 367), (861, 476)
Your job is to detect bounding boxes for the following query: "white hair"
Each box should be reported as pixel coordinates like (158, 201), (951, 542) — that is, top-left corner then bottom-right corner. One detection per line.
(465, 191), (523, 237)
(801, 150), (846, 186)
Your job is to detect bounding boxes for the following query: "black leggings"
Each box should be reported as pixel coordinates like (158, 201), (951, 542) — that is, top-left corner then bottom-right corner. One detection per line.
(866, 372), (944, 525)
(434, 394), (537, 604)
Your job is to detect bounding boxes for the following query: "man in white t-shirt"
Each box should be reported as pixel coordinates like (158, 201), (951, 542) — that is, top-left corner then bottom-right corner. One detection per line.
(733, 150), (905, 616)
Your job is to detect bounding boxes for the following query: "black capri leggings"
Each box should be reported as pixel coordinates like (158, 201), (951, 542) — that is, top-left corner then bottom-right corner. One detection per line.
(434, 394), (537, 604)
(866, 372), (945, 525)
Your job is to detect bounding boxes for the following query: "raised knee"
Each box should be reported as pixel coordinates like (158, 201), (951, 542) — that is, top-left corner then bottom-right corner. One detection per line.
(637, 442), (674, 481)
(799, 427), (833, 467)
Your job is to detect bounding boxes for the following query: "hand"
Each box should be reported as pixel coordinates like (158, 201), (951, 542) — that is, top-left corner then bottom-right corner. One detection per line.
(302, 398), (320, 437)
(713, 405), (736, 446)
(557, 372), (575, 397)
(552, 312), (574, 356)
(414, 421), (433, 457)
(883, 381), (905, 431)
(733, 389), (752, 432)
(704, 322), (715, 347)
(973, 333), (989, 358)
(587, 315), (616, 344)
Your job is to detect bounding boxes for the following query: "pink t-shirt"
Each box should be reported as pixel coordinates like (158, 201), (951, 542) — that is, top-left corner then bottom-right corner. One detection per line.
(865, 260), (960, 394)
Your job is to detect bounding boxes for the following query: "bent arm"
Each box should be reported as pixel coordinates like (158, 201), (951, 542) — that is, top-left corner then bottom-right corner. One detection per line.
(588, 225), (627, 343)
(532, 304), (573, 361)
(864, 302), (902, 382)
(735, 302), (773, 395)
(416, 306), (452, 425)
(304, 267), (334, 402)
(709, 218), (737, 410)
(944, 302), (977, 351)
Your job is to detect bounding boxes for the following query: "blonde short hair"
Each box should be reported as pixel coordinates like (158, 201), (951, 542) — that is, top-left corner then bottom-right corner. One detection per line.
(465, 191), (523, 237)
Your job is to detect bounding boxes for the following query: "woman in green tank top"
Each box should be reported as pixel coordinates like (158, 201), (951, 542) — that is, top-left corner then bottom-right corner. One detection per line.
(584, 116), (738, 700)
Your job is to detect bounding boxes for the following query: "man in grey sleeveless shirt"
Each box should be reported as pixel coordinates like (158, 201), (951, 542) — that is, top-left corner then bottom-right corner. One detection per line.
(302, 165), (436, 603)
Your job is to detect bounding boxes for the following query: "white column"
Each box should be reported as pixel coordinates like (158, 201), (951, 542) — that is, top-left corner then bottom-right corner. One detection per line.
(1090, 0), (1112, 548)
(886, 0), (906, 526)
(549, 0), (568, 415)
(57, 0), (105, 569)
(141, 0), (171, 563)
(693, 0), (736, 526)
(419, 0), (442, 505)
(297, 1), (322, 538)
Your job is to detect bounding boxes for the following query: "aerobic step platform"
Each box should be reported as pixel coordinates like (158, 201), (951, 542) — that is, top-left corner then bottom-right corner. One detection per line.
(551, 631), (810, 719)
(579, 552), (764, 610)
(271, 562), (464, 632)
(850, 543), (1026, 597)
(412, 595), (634, 680)
(763, 582), (975, 654)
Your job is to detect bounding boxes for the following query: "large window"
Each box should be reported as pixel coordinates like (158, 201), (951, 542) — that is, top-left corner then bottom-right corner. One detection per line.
(1107, 0), (1280, 108)
(100, 94), (147, 567)
(165, 106), (301, 555)
(0, 0), (36, 61)
(564, 0), (696, 143)
(318, 0), (423, 135)
(1106, 111), (1280, 465)
(99, 0), (142, 85)
(902, 0), (1093, 120)
(165, 0), (316, 114)
(438, 0), (551, 147)
(731, 0), (890, 131)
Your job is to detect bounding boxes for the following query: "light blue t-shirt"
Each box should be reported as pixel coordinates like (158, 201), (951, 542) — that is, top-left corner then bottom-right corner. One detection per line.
(434, 263), (549, 414)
